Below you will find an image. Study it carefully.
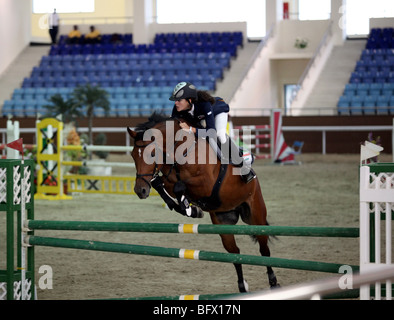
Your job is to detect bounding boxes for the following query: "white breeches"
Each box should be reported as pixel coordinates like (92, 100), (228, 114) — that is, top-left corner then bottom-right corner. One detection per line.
(214, 112), (228, 144)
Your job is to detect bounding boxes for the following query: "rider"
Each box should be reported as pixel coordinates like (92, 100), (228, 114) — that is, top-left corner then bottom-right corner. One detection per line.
(169, 81), (255, 182)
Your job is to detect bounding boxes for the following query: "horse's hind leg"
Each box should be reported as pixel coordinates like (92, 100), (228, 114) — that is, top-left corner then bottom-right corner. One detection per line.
(239, 186), (280, 289)
(255, 235), (280, 288)
(218, 233), (249, 292)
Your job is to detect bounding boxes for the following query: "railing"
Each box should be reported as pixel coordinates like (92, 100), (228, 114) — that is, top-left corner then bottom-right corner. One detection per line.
(0, 127), (132, 158)
(282, 125), (393, 155)
(2, 123), (393, 157)
(230, 106), (338, 116)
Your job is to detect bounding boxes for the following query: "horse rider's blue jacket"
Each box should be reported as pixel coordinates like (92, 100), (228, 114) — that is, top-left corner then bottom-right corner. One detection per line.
(171, 97), (229, 138)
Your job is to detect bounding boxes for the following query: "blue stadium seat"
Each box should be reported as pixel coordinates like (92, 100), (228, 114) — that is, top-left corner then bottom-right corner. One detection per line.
(364, 95), (377, 105)
(139, 103), (152, 116)
(337, 101), (349, 115)
(363, 102), (376, 115)
(349, 103), (363, 115)
(128, 105), (140, 116)
(357, 89), (368, 96)
(376, 95), (390, 106)
(338, 95), (351, 105)
(369, 83), (382, 95)
(12, 88), (25, 100)
(116, 104), (128, 117)
(13, 100), (25, 117)
(2, 100), (14, 115)
(24, 104), (36, 117)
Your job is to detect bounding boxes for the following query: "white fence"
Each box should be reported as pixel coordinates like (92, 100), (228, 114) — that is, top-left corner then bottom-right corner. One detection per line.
(360, 163), (394, 300)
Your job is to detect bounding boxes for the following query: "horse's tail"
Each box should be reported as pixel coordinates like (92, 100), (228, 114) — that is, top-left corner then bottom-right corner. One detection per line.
(250, 220), (278, 244)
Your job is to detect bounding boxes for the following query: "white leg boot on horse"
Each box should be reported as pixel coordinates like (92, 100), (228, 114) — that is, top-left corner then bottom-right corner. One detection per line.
(151, 176), (204, 218)
(173, 181), (204, 218)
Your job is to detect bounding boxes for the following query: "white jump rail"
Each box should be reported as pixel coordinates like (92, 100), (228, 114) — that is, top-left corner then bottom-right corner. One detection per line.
(229, 265), (394, 300)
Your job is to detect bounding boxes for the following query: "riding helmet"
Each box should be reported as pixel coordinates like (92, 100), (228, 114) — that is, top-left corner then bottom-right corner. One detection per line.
(169, 82), (198, 101)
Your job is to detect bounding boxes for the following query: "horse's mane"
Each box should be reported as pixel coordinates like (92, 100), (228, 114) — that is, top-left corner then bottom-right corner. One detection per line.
(135, 112), (172, 133)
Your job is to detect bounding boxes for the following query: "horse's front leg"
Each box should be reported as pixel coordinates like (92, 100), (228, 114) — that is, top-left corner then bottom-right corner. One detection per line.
(151, 176), (181, 212)
(153, 176), (203, 218)
(210, 212), (248, 293)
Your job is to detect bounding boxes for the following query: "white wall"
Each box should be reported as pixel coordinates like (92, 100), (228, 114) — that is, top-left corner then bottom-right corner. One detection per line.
(0, 0), (31, 76)
(230, 19), (332, 115)
(274, 19), (331, 55)
(229, 35), (275, 116)
(370, 18), (394, 30)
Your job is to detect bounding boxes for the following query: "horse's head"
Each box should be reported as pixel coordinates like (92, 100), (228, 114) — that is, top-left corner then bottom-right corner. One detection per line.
(127, 113), (170, 199)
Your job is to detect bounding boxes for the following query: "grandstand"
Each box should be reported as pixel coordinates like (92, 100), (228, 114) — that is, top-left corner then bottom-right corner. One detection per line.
(336, 27), (394, 115)
(0, 1), (393, 154)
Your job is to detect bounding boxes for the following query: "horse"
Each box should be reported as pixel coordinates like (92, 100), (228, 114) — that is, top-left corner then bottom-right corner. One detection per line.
(127, 113), (279, 292)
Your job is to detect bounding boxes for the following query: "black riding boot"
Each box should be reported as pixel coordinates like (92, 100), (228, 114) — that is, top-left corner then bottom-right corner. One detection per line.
(220, 138), (256, 184)
(240, 166), (256, 183)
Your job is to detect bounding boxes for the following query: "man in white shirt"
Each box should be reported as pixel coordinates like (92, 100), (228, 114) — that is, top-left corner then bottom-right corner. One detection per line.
(49, 8), (59, 44)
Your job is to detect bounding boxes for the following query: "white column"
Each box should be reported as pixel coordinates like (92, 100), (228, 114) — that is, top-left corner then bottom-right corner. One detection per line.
(133, 0), (154, 44)
(331, 0), (346, 45)
(266, 0), (283, 33)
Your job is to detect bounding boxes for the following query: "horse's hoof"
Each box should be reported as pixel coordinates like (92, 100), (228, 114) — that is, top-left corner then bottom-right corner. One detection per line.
(268, 273), (279, 288)
(238, 280), (249, 293)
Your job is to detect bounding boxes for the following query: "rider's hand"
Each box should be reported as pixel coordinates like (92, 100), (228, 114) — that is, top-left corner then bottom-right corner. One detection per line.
(179, 122), (189, 130)
(180, 122), (195, 134)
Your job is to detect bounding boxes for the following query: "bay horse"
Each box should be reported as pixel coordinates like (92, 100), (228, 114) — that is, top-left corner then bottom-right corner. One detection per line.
(127, 113), (279, 292)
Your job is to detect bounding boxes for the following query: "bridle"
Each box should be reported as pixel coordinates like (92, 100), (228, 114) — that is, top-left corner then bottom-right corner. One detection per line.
(133, 140), (163, 188)
(133, 119), (196, 188)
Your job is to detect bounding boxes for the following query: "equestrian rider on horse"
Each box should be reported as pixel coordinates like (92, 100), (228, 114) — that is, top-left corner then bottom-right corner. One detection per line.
(151, 81), (256, 218)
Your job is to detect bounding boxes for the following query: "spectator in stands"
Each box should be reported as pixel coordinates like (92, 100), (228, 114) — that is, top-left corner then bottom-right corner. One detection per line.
(67, 25), (82, 44)
(48, 8), (60, 44)
(85, 25), (101, 44)
(110, 33), (122, 44)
